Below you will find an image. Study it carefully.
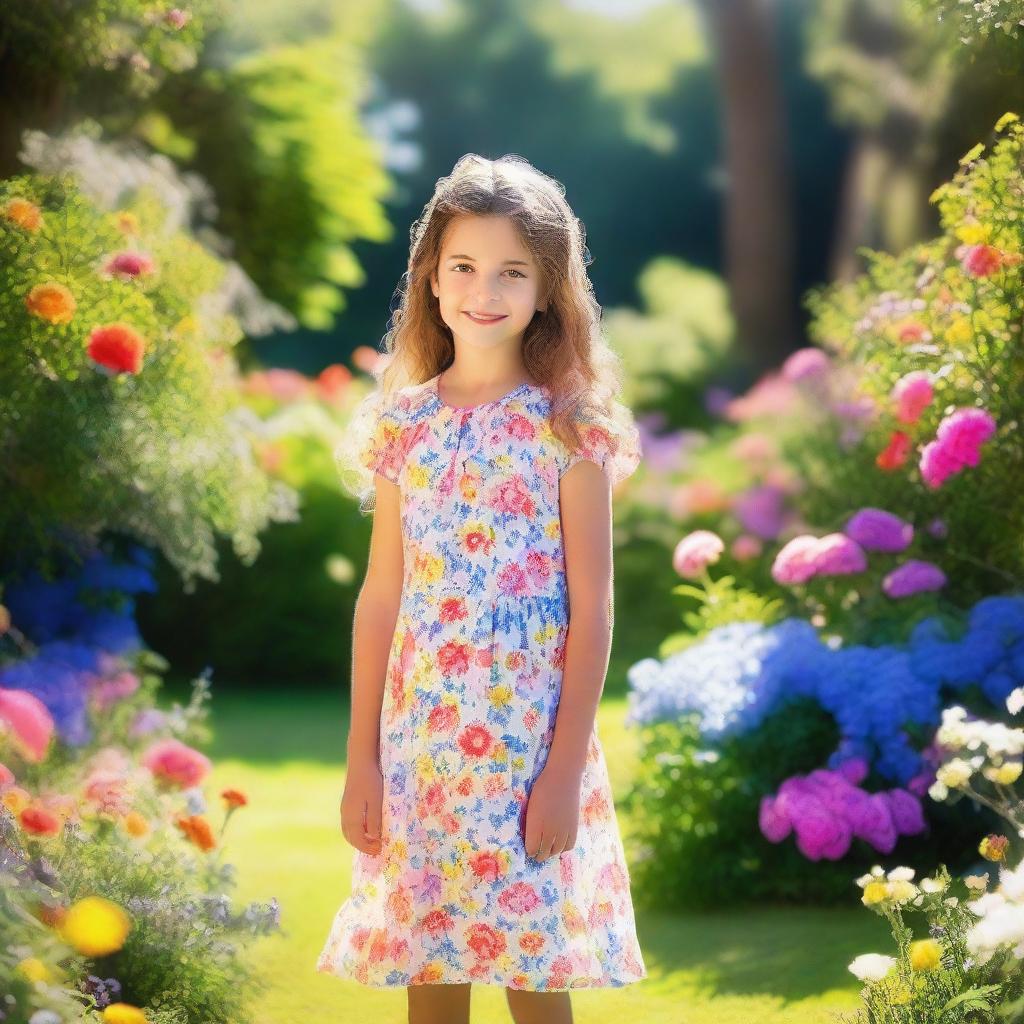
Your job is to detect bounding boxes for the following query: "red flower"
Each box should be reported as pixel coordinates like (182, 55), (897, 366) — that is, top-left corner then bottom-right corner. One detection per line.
(21, 804), (62, 836)
(438, 597), (468, 624)
(87, 323), (146, 374)
(876, 430), (912, 471)
(961, 243), (1003, 277)
(468, 850), (503, 883)
(220, 788), (248, 809)
(176, 814), (216, 851)
(465, 922), (506, 961)
(436, 640), (473, 676)
(457, 724), (494, 759)
(421, 908), (453, 938)
(427, 704), (459, 733)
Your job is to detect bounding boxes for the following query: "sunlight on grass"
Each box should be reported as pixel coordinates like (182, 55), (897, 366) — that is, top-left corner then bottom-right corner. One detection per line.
(198, 688), (879, 1023)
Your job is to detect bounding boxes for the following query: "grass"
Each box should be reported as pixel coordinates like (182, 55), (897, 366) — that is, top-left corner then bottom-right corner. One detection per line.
(170, 682), (885, 1024)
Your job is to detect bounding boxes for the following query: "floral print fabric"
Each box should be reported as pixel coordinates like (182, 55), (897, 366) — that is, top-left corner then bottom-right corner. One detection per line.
(317, 373), (646, 991)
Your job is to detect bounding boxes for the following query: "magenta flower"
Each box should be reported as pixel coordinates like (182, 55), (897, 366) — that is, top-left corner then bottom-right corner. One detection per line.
(920, 407), (996, 488)
(759, 795), (792, 842)
(851, 793), (897, 853)
(844, 508), (914, 553)
(960, 243), (1002, 277)
(672, 530), (724, 579)
(891, 371), (933, 424)
(141, 737), (212, 788)
(791, 797), (853, 860)
(882, 560), (947, 598)
(811, 533), (868, 577)
(0, 762), (14, 790)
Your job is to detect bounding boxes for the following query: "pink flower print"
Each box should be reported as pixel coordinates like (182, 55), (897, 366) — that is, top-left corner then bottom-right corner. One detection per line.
(437, 640), (473, 676)
(490, 475), (537, 517)
(582, 787), (611, 825)
(504, 649), (528, 673)
(423, 781), (447, 817)
(438, 596), (469, 624)
(386, 887), (414, 925)
(505, 412), (537, 440)
(559, 852), (576, 885)
(519, 931), (546, 955)
(368, 929), (392, 964)
(466, 922), (506, 961)
(427, 703), (460, 733)
(597, 861), (627, 894)
(588, 898), (614, 929)
(524, 550), (553, 587)
(421, 908), (454, 939)
(496, 561), (530, 597)
(469, 849), (504, 883)
(483, 774), (507, 798)
(548, 954), (574, 986)
(458, 723), (495, 758)
(498, 881), (541, 915)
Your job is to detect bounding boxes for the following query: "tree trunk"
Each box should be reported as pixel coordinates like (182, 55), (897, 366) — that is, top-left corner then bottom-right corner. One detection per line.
(697, 0), (797, 374)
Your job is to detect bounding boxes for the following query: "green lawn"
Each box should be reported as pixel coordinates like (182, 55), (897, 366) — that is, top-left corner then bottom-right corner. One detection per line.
(177, 684), (883, 1024)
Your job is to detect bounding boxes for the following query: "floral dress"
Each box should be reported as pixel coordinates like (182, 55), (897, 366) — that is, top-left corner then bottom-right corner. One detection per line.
(317, 372), (647, 991)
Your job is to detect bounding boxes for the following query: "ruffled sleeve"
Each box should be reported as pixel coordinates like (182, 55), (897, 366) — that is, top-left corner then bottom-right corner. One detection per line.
(558, 405), (643, 488)
(334, 386), (408, 515)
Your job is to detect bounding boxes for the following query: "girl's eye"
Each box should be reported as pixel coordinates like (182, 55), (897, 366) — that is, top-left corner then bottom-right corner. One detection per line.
(451, 264), (526, 279)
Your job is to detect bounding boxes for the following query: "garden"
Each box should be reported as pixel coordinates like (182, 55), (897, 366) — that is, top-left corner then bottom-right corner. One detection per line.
(3, 1), (1024, 1022)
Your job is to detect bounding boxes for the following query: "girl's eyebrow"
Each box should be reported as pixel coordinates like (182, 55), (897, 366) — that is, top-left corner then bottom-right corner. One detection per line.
(446, 253), (531, 266)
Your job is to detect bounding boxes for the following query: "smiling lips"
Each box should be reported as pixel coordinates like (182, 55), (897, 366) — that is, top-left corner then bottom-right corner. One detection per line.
(464, 311), (508, 324)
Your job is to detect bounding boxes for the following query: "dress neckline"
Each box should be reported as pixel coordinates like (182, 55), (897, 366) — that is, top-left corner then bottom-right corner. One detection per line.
(430, 372), (535, 413)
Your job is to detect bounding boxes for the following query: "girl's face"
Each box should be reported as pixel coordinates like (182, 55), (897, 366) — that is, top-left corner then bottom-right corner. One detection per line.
(430, 214), (547, 356)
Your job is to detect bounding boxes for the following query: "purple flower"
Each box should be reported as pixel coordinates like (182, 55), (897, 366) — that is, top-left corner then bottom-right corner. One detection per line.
(844, 508), (914, 553)
(883, 560), (947, 599)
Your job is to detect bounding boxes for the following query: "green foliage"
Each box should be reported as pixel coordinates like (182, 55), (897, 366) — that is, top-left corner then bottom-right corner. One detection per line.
(156, 26), (394, 330)
(0, 172), (299, 589)
(798, 113), (1024, 610)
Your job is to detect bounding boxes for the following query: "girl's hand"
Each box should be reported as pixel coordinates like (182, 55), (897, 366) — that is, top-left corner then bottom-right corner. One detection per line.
(340, 756), (384, 856)
(522, 763), (582, 862)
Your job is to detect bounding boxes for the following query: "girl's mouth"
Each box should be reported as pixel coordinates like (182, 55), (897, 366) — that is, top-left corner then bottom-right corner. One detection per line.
(464, 312), (508, 325)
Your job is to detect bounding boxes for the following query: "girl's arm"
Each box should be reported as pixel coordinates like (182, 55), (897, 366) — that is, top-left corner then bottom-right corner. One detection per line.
(346, 473), (404, 765)
(340, 473), (403, 856)
(545, 461), (614, 780)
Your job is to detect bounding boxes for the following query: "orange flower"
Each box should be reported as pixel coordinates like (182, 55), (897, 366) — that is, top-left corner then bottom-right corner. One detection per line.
(25, 282), (76, 324)
(176, 814), (216, 852)
(122, 811), (150, 838)
(3, 197), (43, 231)
(86, 323), (146, 374)
(113, 211), (139, 236)
(20, 804), (62, 836)
(220, 788), (248, 809)
(980, 834), (1009, 862)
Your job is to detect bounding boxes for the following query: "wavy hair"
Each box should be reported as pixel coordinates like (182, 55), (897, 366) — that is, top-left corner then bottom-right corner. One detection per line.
(338, 152), (637, 513)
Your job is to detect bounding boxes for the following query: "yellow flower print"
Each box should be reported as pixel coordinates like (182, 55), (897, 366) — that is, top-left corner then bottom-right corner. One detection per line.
(544, 519), (561, 540)
(492, 742), (509, 765)
(489, 684), (513, 710)
(459, 471), (480, 501)
(407, 463), (431, 489)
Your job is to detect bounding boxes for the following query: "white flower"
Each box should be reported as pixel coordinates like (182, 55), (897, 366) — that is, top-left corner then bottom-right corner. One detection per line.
(920, 875), (950, 893)
(937, 758), (974, 788)
(887, 866), (916, 882)
(848, 953), (897, 983)
(964, 873), (990, 893)
(929, 780), (950, 802)
(1007, 687), (1024, 716)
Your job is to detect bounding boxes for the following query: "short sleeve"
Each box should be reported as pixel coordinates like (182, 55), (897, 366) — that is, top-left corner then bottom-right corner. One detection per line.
(362, 401), (405, 484)
(558, 408), (642, 488)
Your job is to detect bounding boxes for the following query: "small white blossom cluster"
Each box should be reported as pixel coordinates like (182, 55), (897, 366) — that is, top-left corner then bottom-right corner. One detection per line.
(964, 859), (1024, 964)
(927, 695), (1024, 809)
(941, 0), (1024, 41)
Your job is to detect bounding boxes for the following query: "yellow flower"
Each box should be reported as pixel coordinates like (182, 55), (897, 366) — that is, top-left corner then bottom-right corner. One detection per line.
(994, 112), (1019, 132)
(2, 786), (31, 814)
(887, 880), (918, 905)
(955, 223), (991, 245)
(980, 834), (1009, 862)
(861, 881), (890, 906)
(16, 957), (51, 983)
(488, 684), (513, 710)
(937, 759), (973, 788)
(122, 810), (150, 838)
(102, 1003), (148, 1024)
(909, 939), (942, 972)
(889, 979), (913, 1004)
(945, 317), (973, 345)
(993, 762), (1022, 785)
(959, 142), (985, 165)
(407, 464), (430, 489)
(59, 896), (132, 956)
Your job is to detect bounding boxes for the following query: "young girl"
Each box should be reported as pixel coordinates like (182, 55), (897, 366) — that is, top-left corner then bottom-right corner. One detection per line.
(317, 153), (647, 1024)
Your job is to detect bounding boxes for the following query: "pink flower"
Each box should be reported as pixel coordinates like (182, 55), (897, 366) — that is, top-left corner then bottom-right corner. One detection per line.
(165, 7), (191, 28)
(920, 407), (996, 488)
(672, 530), (724, 579)
(891, 371), (933, 424)
(90, 670), (140, 712)
(0, 688), (55, 763)
(103, 250), (156, 279)
(781, 347), (830, 382)
(141, 737), (211, 788)
(844, 508), (914, 553)
(731, 534), (763, 560)
(791, 796), (852, 860)
(771, 535), (820, 585)
(960, 243), (1003, 277)
(850, 793), (897, 853)
(882, 560), (947, 598)
(0, 762), (14, 790)
(810, 533), (867, 577)
(497, 881), (541, 915)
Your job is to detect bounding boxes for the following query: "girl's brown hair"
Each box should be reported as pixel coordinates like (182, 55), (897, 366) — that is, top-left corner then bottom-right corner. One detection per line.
(338, 152), (638, 513)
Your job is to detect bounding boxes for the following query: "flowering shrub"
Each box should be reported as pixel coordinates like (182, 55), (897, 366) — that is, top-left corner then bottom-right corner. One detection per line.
(0, 165), (299, 589)
(0, 548), (280, 1023)
(836, 689), (1024, 1022)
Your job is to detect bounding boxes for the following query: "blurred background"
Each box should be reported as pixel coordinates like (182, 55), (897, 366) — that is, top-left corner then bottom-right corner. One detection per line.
(3, 1), (1024, 1022)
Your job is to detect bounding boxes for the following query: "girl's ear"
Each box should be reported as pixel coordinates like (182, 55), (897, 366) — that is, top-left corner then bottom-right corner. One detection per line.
(429, 271), (439, 299)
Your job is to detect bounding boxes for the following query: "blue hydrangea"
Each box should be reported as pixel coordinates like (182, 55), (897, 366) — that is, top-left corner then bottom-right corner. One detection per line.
(627, 594), (1024, 786)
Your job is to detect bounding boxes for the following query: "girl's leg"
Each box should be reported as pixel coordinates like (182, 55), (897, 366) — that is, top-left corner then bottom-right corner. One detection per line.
(407, 982), (471, 1024)
(505, 988), (573, 1024)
